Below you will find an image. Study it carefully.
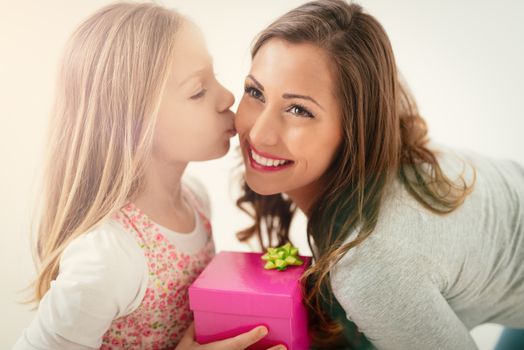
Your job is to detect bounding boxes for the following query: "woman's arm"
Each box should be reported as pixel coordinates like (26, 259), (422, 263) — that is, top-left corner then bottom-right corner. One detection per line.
(330, 239), (478, 350)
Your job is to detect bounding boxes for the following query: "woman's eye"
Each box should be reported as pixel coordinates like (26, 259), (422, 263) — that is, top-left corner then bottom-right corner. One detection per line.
(287, 104), (314, 118)
(244, 86), (264, 102)
(190, 89), (207, 100)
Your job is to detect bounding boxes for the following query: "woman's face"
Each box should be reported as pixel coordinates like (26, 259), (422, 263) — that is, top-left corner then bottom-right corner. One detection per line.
(153, 20), (236, 163)
(235, 39), (343, 196)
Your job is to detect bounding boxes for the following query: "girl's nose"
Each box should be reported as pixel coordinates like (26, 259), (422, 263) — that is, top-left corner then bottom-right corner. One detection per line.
(218, 84), (235, 112)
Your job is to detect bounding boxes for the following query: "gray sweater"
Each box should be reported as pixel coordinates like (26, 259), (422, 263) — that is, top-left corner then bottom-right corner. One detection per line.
(330, 148), (524, 349)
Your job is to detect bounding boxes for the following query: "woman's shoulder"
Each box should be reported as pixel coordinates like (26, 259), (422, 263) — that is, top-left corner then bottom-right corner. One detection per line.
(429, 143), (523, 185)
(421, 144), (524, 224)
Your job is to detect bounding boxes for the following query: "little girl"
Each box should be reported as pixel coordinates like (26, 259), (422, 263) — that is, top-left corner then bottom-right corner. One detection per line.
(13, 3), (280, 350)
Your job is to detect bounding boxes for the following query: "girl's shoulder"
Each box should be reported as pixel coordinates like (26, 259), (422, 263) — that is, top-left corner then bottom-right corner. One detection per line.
(63, 218), (143, 264)
(38, 219), (149, 347)
(59, 218), (148, 310)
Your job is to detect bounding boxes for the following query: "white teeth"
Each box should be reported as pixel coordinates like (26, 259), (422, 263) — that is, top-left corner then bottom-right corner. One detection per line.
(250, 149), (288, 167)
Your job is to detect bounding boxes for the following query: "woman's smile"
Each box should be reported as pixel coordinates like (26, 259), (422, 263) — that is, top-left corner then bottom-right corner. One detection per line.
(246, 142), (294, 172)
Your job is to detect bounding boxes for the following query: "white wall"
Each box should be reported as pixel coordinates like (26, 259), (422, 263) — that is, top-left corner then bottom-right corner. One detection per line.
(2, 0), (522, 348)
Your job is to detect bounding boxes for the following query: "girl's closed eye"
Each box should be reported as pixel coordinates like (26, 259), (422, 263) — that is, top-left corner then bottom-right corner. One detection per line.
(244, 85), (265, 102)
(190, 88), (207, 100)
(286, 103), (315, 119)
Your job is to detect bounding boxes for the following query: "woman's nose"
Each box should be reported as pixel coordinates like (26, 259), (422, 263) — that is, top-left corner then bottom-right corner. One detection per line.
(248, 110), (279, 147)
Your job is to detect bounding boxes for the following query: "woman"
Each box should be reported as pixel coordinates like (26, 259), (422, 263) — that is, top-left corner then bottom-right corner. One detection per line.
(235, 0), (524, 349)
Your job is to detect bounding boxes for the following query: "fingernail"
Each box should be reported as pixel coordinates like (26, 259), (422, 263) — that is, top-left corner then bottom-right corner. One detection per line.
(258, 326), (268, 336)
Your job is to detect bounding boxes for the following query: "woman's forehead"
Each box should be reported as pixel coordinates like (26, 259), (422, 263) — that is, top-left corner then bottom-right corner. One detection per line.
(250, 39), (336, 97)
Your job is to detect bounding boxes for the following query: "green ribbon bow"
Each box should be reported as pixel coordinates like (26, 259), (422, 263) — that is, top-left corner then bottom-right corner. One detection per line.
(261, 242), (304, 271)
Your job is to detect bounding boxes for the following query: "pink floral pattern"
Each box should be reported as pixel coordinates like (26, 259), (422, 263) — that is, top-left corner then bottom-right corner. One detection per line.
(100, 188), (215, 349)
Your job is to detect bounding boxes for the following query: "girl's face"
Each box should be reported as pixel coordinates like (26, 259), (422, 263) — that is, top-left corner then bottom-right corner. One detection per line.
(235, 39), (342, 196)
(153, 20), (236, 163)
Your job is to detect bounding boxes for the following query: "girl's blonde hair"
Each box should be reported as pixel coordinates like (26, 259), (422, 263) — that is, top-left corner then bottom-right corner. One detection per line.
(32, 2), (182, 303)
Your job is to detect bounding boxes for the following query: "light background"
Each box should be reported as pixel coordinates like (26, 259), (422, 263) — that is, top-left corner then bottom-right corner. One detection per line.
(1, 0), (523, 348)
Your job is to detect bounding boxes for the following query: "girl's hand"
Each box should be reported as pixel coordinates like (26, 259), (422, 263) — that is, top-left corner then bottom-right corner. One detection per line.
(176, 322), (286, 350)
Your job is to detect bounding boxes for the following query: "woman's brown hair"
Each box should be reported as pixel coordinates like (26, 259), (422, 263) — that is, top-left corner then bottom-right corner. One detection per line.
(236, 0), (474, 347)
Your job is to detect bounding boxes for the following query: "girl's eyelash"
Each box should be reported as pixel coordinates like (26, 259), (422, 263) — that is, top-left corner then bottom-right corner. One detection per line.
(190, 89), (207, 100)
(287, 103), (315, 118)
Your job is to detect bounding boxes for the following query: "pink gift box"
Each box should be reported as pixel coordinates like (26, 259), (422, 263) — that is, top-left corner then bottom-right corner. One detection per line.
(188, 251), (311, 350)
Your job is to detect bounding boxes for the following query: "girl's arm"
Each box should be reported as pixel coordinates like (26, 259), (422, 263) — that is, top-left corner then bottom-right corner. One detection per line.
(12, 224), (147, 350)
(13, 317), (97, 350)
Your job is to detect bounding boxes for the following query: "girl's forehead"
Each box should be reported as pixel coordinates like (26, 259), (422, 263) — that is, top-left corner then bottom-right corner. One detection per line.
(170, 21), (212, 85)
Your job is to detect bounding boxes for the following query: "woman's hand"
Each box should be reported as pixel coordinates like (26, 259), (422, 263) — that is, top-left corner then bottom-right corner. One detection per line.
(176, 323), (286, 350)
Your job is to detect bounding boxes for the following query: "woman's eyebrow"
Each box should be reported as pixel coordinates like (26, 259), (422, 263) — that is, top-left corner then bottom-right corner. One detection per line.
(247, 74), (264, 91)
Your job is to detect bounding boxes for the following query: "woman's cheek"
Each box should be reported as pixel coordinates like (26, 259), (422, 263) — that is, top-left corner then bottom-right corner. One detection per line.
(235, 104), (251, 134)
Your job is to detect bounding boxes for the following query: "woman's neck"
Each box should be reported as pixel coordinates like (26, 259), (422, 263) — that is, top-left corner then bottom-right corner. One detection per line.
(286, 177), (326, 218)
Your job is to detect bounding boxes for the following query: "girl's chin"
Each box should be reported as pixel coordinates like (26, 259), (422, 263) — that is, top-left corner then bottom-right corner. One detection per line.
(204, 141), (230, 160)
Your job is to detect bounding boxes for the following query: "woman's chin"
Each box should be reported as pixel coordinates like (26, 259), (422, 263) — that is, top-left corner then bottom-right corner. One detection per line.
(245, 176), (284, 196)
